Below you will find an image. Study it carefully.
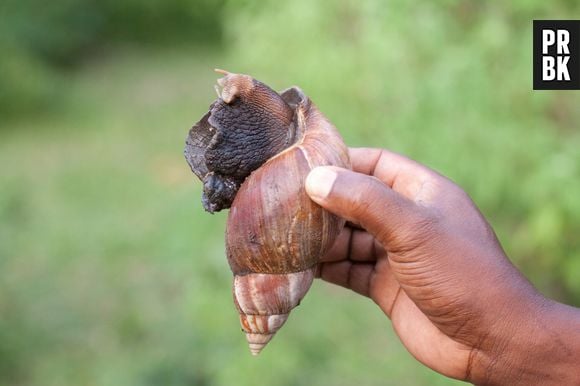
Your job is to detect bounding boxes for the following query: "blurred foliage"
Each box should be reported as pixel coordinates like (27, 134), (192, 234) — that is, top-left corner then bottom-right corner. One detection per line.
(0, 0), (224, 116)
(0, 0), (579, 385)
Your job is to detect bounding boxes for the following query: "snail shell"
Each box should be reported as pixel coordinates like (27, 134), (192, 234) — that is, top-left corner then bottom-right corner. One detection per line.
(185, 70), (350, 355)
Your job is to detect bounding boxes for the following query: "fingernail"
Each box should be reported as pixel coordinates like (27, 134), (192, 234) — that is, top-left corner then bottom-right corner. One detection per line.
(305, 167), (337, 200)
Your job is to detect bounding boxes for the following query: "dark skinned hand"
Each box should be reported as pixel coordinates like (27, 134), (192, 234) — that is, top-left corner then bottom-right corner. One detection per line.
(305, 147), (580, 386)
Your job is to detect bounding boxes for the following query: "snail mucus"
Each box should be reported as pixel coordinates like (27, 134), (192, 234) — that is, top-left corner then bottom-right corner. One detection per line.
(184, 70), (351, 355)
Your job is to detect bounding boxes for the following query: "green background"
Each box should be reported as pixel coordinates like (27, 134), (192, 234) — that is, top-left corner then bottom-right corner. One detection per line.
(1, 1), (579, 385)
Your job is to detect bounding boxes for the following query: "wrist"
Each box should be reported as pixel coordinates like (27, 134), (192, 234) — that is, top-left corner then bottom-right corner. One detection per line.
(470, 290), (580, 385)
(527, 300), (580, 385)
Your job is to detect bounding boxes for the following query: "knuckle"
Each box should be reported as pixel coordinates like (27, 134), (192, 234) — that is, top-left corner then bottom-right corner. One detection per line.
(386, 207), (440, 255)
(410, 208), (441, 241)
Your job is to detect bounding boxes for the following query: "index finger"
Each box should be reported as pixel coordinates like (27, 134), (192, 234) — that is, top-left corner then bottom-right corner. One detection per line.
(348, 147), (442, 200)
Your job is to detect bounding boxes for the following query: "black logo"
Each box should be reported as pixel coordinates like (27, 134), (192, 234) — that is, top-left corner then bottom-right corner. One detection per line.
(533, 20), (580, 90)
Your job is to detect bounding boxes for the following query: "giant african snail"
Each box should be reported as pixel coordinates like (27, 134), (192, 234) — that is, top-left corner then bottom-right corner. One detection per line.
(184, 70), (350, 355)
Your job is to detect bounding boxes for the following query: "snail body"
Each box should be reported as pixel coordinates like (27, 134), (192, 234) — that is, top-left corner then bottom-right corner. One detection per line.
(185, 71), (350, 355)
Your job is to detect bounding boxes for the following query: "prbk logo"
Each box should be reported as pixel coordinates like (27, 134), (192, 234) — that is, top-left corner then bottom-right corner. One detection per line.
(533, 20), (580, 90)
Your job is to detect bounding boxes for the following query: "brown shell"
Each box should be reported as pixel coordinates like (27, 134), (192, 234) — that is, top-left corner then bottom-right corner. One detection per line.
(225, 84), (350, 355)
(226, 91), (350, 275)
(185, 71), (351, 355)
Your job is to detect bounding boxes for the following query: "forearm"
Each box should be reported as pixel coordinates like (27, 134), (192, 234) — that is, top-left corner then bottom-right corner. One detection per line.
(472, 294), (580, 386)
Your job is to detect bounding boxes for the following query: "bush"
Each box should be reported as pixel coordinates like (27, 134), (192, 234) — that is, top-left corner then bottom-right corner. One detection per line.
(0, 0), (224, 117)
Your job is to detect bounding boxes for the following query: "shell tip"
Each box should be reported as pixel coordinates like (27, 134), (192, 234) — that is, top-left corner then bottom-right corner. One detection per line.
(245, 332), (274, 356)
(249, 344), (264, 356)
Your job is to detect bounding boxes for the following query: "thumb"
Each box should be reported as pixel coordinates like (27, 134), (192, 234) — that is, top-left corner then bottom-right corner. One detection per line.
(305, 166), (424, 245)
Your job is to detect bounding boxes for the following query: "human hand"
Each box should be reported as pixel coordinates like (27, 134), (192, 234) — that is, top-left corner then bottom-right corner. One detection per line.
(305, 148), (580, 385)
